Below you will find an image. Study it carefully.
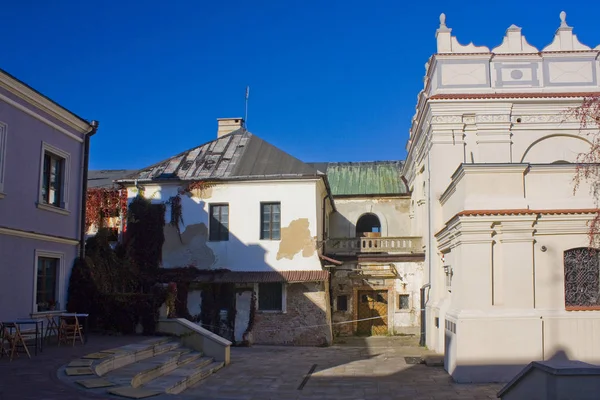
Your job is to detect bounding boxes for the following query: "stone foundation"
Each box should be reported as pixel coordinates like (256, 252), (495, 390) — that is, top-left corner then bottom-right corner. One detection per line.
(253, 282), (332, 346)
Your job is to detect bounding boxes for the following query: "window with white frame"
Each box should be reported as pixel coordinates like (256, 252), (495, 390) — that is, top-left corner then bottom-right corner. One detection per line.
(0, 122), (6, 195)
(260, 202), (281, 240)
(39, 142), (70, 210)
(34, 251), (63, 312)
(256, 282), (286, 312)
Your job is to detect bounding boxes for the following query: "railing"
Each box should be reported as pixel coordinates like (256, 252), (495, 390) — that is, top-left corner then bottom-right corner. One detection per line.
(326, 237), (422, 254)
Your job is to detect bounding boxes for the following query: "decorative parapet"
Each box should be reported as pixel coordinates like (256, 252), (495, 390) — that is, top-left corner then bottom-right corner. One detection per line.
(543, 11), (593, 51)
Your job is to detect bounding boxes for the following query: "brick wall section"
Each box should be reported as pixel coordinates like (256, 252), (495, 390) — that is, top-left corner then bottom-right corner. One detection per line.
(253, 282), (332, 346)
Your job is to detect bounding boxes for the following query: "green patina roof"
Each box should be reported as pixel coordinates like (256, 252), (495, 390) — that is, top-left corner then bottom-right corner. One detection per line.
(307, 161), (408, 196)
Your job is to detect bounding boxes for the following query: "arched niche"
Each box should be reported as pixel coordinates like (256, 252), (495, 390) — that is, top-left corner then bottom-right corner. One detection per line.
(520, 134), (591, 164)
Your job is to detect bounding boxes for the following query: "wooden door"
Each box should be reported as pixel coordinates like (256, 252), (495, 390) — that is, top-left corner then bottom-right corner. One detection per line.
(356, 290), (388, 336)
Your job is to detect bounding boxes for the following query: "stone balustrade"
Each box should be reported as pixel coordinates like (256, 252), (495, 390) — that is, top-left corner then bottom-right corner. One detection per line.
(326, 236), (422, 254)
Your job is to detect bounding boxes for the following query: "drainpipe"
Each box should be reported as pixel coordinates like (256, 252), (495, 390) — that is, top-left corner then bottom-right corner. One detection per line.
(322, 193), (330, 254)
(419, 150), (433, 347)
(79, 120), (99, 259)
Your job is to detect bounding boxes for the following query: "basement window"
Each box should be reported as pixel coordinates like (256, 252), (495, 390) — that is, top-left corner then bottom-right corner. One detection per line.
(337, 295), (348, 311)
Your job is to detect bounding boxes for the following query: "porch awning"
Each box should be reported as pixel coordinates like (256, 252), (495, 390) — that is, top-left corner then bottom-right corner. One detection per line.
(193, 270), (330, 284)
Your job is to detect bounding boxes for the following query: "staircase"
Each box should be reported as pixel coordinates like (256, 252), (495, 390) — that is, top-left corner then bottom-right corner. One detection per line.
(62, 337), (225, 398)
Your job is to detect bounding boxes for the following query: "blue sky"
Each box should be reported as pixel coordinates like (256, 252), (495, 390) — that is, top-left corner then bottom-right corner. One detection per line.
(3, 1), (600, 170)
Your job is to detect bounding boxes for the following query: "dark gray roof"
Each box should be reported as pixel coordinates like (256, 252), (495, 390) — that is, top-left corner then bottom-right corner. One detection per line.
(88, 170), (138, 188)
(119, 129), (321, 183)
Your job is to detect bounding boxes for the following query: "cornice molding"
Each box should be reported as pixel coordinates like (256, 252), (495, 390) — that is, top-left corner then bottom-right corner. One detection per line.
(0, 71), (91, 134)
(0, 226), (79, 245)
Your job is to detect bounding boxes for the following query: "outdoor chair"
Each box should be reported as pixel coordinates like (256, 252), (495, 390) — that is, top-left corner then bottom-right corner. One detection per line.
(58, 315), (84, 346)
(0, 323), (31, 361)
(44, 314), (60, 343)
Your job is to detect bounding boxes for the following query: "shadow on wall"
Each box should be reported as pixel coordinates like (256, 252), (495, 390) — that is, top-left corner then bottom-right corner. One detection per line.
(150, 192), (332, 348)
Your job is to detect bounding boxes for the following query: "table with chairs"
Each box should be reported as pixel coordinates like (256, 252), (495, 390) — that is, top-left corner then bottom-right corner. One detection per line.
(0, 312), (89, 361)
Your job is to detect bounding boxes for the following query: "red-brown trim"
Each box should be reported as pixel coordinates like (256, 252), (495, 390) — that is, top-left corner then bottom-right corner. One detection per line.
(566, 306), (600, 311)
(429, 92), (600, 100)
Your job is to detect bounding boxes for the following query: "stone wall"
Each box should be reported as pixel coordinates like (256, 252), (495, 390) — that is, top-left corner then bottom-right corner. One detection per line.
(253, 282), (332, 346)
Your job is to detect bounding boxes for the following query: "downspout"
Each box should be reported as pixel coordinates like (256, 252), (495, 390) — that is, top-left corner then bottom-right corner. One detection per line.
(79, 120), (99, 259)
(420, 149), (433, 347)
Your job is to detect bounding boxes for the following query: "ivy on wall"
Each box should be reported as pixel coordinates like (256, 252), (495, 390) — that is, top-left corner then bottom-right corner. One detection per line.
(125, 195), (166, 276)
(86, 188), (128, 230)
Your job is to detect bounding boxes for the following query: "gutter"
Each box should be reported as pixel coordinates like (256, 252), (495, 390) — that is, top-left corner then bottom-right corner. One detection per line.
(79, 120), (99, 259)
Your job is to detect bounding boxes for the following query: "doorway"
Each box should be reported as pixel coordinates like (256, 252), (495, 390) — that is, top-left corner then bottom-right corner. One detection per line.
(356, 290), (388, 336)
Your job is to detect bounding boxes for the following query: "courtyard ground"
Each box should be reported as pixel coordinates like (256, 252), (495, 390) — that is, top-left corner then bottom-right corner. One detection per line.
(0, 334), (502, 400)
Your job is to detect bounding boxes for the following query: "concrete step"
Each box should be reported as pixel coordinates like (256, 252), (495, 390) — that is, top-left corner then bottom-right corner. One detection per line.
(144, 357), (223, 394)
(92, 339), (180, 376)
(104, 349), (203, 388)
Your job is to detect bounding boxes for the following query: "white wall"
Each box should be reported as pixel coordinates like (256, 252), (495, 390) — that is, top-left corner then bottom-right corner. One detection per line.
(127, 178), (326, 272)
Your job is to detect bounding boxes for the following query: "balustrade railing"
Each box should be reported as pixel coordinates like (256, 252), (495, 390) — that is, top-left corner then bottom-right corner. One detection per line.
(326, 237), (422, 254)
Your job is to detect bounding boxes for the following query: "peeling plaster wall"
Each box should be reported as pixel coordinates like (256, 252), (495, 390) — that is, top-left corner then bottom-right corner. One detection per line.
(127, 180), (325, 272)
(329, 197), (412, 238)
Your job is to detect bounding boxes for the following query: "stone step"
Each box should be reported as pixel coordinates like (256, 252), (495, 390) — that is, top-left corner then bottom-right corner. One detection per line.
(144, 357), (223, 395)
(104, 349), (204, 388)
(93, 340), (180, 376)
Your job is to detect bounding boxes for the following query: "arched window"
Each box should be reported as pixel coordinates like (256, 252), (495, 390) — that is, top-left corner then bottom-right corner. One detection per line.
(356, 213), (381, 237)
(564, 248), (600, 309)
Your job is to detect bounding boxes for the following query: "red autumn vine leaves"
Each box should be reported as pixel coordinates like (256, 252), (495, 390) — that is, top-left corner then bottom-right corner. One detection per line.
(86, 188), (128, 230)
(570, 94), (600, 246)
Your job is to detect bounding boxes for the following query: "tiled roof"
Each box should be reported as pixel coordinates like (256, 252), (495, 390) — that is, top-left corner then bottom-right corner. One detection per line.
(429, 92), (600, 100)
(88, 170), (138, 188)
(119, 129), (320, 183)
(194, 270), (330, 283)
(306, 161), (408, 196)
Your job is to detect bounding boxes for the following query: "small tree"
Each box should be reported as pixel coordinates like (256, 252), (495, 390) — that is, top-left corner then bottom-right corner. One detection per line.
(570, 95), (600, 246)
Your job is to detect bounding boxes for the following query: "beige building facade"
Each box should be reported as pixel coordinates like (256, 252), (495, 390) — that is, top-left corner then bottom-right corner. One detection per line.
(405, 12), (600, 382)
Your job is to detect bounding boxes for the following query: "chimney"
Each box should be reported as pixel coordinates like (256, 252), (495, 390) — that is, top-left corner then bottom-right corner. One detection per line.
(217, 118), (245, 138)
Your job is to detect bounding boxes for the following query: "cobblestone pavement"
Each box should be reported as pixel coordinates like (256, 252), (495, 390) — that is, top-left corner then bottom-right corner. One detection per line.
(184, 335), (503, 400)
(0, 334), (502, 400)
(0, 334), (136, 400)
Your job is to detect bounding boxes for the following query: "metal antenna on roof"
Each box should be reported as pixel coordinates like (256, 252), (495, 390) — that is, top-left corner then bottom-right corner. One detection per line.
(244, 86), (250, 129)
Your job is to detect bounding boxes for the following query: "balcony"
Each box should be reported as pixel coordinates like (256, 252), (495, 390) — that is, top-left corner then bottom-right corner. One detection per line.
(326, 236), (422, 255)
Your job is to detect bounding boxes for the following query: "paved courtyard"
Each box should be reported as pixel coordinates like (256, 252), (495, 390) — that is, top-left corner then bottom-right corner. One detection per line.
(0, 334), (502, 400)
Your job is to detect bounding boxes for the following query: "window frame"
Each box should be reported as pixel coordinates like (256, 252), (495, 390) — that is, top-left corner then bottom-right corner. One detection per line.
(32, 250), (65, 314)
(260, 202), (281, 240)
(37, 142), (71, 215)
(209, 203), (230, 241)
(0, 121), (6, 197)
(255, 282), (287, 313)
(398, 294), (410, 311)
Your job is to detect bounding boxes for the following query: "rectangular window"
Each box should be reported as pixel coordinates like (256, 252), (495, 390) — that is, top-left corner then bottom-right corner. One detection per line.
(36, 257), (58, 312)
(258, 282), (283, 311)
(41, 152), (65, 207)
(399, 294), (410, 310)
(260, 202), (281, 240)
(0, 122), (6, 195)
(209, 204), (229, 241)
(337, 295), (348, 311)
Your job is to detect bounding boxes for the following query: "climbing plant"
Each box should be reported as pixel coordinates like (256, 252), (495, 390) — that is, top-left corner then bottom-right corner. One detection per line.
(86, 188), (128, 230)
(125, 195), (166, 276)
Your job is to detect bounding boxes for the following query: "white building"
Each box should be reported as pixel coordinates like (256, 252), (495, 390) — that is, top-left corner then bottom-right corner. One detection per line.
(405, 12), (600, 382)
(117, 118), (334, 346)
